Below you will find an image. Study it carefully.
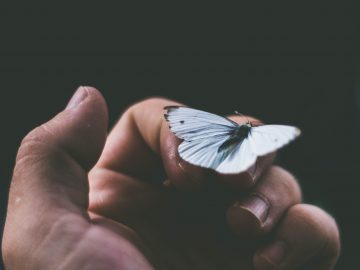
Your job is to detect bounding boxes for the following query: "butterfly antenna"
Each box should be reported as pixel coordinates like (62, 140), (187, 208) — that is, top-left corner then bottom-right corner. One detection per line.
(234, 110), (243, 116)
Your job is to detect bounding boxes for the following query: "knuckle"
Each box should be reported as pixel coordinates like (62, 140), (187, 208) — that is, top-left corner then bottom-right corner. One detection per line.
(266, 166), (302, 203)
(19, 123), (55, 151)
(131, 97), (177, 111)
(20, 125), (45, 147)
(17, 126), (50, 160)
(14, 125), (57, 177)
(125, 97), (176, 128)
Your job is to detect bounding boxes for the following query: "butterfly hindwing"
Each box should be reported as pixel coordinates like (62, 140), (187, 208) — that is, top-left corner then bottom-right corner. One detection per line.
(216, 138), (257, 174)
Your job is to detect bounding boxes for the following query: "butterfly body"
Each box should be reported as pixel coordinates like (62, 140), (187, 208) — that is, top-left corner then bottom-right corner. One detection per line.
(218, 123), (251, 153)
(164, 106), (300, 174)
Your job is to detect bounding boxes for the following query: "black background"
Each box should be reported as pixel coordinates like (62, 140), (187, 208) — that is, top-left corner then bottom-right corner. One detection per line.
(0, 3), (357, 269)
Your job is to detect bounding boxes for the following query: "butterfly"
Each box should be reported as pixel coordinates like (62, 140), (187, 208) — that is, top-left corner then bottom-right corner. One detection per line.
(164, 106), (301, 174)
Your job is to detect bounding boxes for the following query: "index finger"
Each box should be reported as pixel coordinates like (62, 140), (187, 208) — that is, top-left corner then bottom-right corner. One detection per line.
(94, 97), (275, 190)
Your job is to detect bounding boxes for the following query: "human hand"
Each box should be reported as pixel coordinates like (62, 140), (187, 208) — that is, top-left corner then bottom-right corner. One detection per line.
(2, 87), (340, 269)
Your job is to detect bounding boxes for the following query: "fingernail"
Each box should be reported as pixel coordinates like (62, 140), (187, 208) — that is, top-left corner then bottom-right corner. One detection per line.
(258, 241), (287, 267)
(235, 194), (269, 225)
(66, 86), (89, 109)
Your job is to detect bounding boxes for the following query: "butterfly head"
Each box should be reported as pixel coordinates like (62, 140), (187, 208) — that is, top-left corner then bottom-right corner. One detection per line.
(234, 123), (252, 138)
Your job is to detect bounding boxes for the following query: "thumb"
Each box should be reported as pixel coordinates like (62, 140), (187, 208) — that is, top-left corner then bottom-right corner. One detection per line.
(8, 86), (108, 217)
(2, 86), (108, 268)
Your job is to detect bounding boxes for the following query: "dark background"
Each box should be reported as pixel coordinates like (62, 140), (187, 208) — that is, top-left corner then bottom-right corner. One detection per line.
(0, 3), (357, 269)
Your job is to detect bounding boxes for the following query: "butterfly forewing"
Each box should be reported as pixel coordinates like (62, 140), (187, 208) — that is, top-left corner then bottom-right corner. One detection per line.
(249, 125), (301, 156)
(165, 106), (237, 141)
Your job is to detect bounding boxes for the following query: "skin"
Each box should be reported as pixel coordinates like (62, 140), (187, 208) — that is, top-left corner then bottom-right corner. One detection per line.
(2, 87), (340, 270)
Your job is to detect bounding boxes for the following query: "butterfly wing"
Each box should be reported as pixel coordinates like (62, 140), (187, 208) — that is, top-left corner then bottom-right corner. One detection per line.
(164, 106), (238, 141)
(248, 125), (301, 156)
(214, 125), (301, 174)
(216, 138), (257, 174)
(164, 107), (301, 174)
(164, 106), (238, 169)
(178, 136), (233, 169)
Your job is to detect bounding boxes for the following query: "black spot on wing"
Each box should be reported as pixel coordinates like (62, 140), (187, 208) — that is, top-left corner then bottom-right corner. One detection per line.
(180, 120), (185, 124)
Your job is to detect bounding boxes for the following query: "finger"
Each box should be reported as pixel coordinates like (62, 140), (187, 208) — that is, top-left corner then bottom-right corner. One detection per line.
(227, 166), (302, 237)
(93, 98), (274, 191)
(3, 86), (108, 248)
(253, 204), (340, 270)
(94, 97), (207, 189)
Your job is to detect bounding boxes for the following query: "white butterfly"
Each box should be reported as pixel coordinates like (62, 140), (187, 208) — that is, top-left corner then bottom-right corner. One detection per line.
(164, 106), (301, 174)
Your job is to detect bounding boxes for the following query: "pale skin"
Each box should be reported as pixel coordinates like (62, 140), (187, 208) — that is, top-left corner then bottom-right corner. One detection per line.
(2, 87), (340, 269)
